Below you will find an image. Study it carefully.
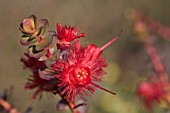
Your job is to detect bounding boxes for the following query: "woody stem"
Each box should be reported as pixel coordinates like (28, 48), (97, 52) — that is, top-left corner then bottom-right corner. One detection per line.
(61, 96), (80, 113)
(0, 98), (20, 113)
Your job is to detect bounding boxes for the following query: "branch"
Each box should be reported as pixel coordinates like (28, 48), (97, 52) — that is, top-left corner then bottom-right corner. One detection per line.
(144, 38), (170, 104)
(65, 98), (80, 113)
(0, 98), (20, 113)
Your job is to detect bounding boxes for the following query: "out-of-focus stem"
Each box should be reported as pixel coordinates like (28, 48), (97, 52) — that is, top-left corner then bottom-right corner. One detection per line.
(136, 12), (170, 40)
(0, 98), (20, 113)
(144, 38), (170, 104)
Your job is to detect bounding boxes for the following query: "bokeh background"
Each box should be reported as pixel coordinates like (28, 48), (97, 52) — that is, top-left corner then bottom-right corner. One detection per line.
(1, 0), (170, 113)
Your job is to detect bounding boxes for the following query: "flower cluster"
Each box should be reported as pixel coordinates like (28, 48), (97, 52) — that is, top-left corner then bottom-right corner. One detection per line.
(19, 15), (119, 111)
(134, 11), (170, 111)
(137, 80), (164, 110)
(21, 53), (57, 100)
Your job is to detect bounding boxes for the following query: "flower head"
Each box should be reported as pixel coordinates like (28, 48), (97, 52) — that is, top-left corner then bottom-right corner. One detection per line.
(21, 53), (56, 99)
(56, 23), (86, 50)
(53, 34), (120, 101)
(21, 53), (44, 71)
(137, 80), (164, 110)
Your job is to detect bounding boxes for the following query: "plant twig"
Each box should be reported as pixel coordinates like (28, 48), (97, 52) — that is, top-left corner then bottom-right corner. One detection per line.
(144, 38), (170, 104)
(61, 97), (80, 113)
(0, 98), (20, 113)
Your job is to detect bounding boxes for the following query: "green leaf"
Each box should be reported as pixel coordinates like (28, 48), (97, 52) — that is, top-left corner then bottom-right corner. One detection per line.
(48, 31), (57, 49)
(19, 15), (37, 35)
(28, 46), (47, 59)
(34, 19), (49, 37)
(29, 15), (37, 30)
(20, 35), (40, 46)
(38, 56), (48, 61)
(40, 19), (49, 36)
(45, 55), (56, 67)
(23, 19), (34, 32)
(35, 35), (53, 51)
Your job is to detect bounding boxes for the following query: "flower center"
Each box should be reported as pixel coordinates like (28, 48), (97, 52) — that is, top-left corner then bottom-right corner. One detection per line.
(70, 67), (91, 87)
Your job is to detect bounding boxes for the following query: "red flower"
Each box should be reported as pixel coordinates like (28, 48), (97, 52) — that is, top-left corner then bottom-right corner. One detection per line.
(25, 71), (52, 100)
(21, 53), (44, 71)
(56, 23), (86, 50)
(21, 53), (56, 99)
(137, 81), (164, 110)
(53, 35), (120, 101)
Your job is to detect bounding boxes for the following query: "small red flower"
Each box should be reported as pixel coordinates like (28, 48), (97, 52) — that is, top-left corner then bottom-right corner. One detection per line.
(25, 71), (51, 100)
(137, 80), (164, 110)
(53, 34), (120, 101)
(21, 53), (56, 99)
(21, 53), (44, 71)
(56, 23), (86, 50)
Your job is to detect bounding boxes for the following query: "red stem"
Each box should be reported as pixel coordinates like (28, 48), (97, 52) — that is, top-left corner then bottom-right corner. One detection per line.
(144, 38), (170, 104)
(145, 39), (169, 85)
(100, 30), (122, 51)
(91, 82), (116, 95)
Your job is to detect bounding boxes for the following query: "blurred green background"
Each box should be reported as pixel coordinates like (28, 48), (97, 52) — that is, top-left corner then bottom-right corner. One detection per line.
(1, 0), (170, 113)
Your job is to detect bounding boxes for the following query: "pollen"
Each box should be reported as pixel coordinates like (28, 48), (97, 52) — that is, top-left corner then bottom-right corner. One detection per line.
(71, 67), (91, 87)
